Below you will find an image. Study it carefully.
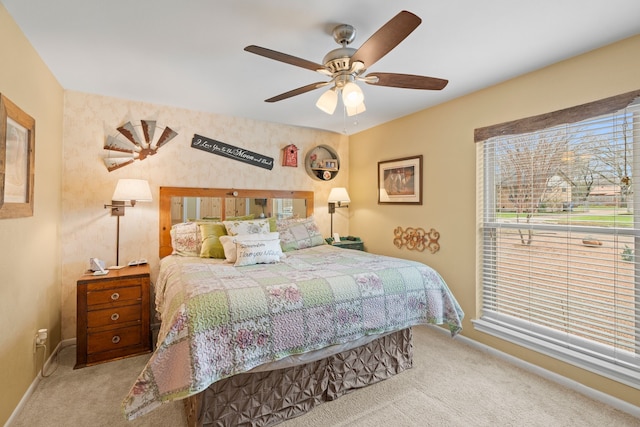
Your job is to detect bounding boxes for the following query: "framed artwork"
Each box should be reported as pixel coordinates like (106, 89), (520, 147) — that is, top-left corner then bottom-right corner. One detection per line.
(323, 159), (338, 170)
(378, 155), (422, 205)
(0, 94), (36, 218)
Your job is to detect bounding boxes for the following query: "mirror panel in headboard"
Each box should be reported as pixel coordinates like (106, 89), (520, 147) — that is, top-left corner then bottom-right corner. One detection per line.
(159, 187), (314, 258)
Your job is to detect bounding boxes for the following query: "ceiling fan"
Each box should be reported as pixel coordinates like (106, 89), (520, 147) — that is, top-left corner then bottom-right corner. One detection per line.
(244, 10), (448, 116)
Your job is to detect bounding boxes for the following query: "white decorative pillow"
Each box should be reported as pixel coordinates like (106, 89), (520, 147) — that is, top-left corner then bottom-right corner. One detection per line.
(223, 218), (270, 236)
(277, 216), (325, 252)
(234, 238), (284, 267)
(170, 222), (200, 256)
(219, 232), (280, 263)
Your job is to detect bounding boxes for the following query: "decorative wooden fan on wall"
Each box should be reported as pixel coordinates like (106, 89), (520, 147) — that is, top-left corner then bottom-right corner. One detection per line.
(103, 120), (178, 172)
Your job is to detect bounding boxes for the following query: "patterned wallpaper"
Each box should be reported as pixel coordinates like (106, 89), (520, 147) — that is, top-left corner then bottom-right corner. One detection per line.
(60, 91), (348, 339)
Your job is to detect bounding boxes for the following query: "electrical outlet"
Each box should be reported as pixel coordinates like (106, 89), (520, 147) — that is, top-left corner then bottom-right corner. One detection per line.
(36, 329), (48, 345)
(34, 328), (48, 353)
(36, 328), (48, 344)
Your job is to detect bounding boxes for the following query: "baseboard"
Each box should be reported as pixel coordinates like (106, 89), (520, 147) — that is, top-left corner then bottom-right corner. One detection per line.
(426, 325), (640, 419)
(5, 338), (76, 426)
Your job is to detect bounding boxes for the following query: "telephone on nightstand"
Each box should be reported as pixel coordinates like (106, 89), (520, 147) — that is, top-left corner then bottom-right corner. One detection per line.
(89, 258), (109, 276)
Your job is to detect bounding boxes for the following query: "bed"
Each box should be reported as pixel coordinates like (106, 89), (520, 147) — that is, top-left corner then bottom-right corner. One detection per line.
(122, 187), (464, 426)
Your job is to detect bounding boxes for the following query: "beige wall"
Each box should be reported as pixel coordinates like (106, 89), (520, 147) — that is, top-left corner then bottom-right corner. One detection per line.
(60, 92), (348, 340)
(0, 4), (64, 425)
(349, 34), (640, 407)
(3, 1), (639, 421)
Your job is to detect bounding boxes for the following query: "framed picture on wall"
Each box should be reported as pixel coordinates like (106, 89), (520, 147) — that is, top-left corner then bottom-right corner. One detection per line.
(378, 155), (422, 205)
(0, 93), (36, 218)
(323, 159), (338, 170)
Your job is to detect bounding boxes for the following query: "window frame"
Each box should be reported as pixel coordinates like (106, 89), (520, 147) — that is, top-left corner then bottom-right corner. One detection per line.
(474, 90), (640, 389)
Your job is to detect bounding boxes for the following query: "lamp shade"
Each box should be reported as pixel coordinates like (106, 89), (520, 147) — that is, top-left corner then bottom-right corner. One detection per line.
(346, 101), (366, 117)
(341, 82), (364, 108)
(328, 187), (351, 204)
(316, 88), (338, 115)
(112, 179), (152, 202)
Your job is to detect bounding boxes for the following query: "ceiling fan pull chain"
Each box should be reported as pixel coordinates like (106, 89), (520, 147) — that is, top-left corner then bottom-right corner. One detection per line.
(342, 104), (348, 134)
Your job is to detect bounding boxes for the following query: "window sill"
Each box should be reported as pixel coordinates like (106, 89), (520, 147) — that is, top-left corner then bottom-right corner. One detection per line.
(472, 318), (640, 390)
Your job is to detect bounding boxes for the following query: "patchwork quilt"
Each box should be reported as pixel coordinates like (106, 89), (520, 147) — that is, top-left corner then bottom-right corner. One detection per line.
(122, 244), (464, 419)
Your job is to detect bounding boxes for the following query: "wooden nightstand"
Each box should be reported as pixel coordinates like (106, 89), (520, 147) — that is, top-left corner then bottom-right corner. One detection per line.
(326, 237), (365, 251)
(75, 264), (151, 369)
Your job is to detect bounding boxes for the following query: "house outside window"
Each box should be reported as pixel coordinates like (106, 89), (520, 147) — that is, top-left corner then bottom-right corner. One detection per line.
(474, 93), (640, 389)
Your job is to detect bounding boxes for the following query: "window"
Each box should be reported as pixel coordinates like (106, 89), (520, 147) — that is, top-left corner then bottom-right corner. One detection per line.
(474, 91), (640, 388)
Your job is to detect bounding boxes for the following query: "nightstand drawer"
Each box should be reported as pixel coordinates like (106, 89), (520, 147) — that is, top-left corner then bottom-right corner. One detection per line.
(76, 265), (151, 369)
(87, 285), (141, 307)
(88, 325), (142, 353)
(87, 304), (142, 329)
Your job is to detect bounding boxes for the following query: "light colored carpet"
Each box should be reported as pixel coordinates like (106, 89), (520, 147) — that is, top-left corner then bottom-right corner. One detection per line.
(10, 326), (639, 427)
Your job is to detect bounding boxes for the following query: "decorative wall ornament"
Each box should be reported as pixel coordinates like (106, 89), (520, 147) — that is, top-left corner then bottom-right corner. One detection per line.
(393, 226), (440, 254)
(191, 134), (274, 170)
(282, 144), (298, 167)
(103, 120), (178, 172)
(305, 144), (340, 181)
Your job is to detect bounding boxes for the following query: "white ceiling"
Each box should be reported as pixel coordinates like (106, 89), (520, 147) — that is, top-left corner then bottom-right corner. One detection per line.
(3, 1), (640, 135)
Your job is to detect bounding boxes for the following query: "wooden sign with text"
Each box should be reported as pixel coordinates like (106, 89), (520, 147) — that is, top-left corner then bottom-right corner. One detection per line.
(191, 134), (274, 170)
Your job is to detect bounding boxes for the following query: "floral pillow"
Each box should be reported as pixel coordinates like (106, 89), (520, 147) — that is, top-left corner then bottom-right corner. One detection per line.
(223, 218), (270, 236)
(170, 222), (200, 256)
(234, 237), (283, 267)
(277, 216), (325, 252)
(219, 232), (280, 263)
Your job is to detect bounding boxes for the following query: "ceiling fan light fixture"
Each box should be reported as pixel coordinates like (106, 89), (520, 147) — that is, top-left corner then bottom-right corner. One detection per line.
(342, 81), (364, 108)
(316, 88), (338, 114)
(245, 11), (448, 124)
(346, 101), (366, 117)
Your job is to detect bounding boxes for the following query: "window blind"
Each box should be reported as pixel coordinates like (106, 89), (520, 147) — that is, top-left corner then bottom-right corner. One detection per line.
(475, 99), (640, 388)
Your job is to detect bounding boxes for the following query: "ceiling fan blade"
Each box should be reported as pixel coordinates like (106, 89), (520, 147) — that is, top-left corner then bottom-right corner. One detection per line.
(365, 72), (448, 90)
(265, 82), (328, 103)
(245, 45), (325, 72)
(350, 10), (421, 69)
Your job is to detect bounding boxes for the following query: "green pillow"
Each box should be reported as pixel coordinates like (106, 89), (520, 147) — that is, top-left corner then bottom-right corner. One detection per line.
(199, 222), (228, 258)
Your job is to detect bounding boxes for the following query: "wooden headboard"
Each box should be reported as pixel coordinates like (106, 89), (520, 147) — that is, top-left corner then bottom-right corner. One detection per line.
(159, 187), (315, 258)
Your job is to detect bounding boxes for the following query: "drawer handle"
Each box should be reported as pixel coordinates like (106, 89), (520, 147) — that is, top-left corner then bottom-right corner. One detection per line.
(110, 292), (120, 301)
(112, 335), (121, 344)
(110, 313), (120, 321)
